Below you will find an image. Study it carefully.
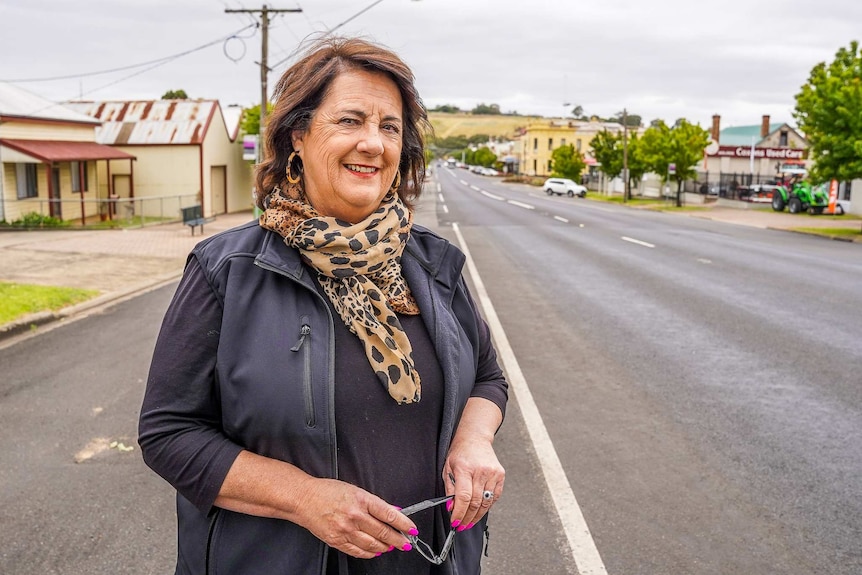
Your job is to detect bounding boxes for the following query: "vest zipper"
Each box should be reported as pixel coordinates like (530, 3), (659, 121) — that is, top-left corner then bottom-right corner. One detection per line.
(291, 318), (315, 427)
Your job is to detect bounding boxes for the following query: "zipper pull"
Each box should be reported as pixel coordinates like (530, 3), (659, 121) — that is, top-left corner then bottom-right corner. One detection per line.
(290, 324), (311, 352)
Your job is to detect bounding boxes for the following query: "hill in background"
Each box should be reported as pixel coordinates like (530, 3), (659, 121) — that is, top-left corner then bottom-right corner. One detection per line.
(428, 112), (546, 140)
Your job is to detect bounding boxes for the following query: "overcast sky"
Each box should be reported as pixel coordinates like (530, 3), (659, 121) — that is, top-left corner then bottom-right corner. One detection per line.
(1, 0), (859, 130)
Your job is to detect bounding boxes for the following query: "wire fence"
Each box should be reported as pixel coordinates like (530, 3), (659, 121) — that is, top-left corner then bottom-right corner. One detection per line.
(4, 194), (200, 229)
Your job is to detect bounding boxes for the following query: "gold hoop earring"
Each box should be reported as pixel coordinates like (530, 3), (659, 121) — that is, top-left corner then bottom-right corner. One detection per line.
(390, 171), (401, 191)
(286, 151), (301, 184)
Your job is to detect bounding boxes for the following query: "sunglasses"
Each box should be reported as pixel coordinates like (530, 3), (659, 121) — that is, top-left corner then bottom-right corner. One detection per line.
(399, 495), (456, 565)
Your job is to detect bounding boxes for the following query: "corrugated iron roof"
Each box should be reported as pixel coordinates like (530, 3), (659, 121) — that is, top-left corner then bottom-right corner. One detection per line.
(66, 100), (219, 145)
(0, 83), (99, 125)
(0, 138), (136, 162)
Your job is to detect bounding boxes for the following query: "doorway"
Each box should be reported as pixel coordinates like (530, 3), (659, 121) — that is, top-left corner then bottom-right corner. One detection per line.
(210, 165), (227, 215)
(49, 166), (62, 219)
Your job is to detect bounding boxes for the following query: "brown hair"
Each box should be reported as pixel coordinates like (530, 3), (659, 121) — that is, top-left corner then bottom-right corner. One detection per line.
(254, 36), (431, 211)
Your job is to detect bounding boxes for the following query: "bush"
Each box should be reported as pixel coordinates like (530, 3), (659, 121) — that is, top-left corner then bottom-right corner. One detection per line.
(7, 212), (69, 229)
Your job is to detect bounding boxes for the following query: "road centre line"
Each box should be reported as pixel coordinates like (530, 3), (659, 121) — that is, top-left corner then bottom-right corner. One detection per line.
(438, 193), (445, 202)
(442, 204), (449, 214)
(554, 216), (570, 223)
(621, 236), (655, 248)
(507, 200), (535, 210)
(460, 180), (469, 186)
(470, 185), (481, 191)
(452, 223), (608, 575)
(481, 190), (505, 201)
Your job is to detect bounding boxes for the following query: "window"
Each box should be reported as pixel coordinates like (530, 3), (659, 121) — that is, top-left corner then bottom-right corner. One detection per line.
(71, 161), (89, 193)
(533, 159), (537, 173)
(779, 131), (788, 147)
(16, 163), (38, 199)
(548, 138), (553, 151)
(548, 160), (553, 172)
(576, 139), (582, 151)
(533, 138), (538, 151)
(561, 138), (567, 146)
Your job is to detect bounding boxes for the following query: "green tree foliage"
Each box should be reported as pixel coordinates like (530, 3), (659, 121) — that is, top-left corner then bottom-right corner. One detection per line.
(431, 104), (461, 113)
(550, 144), (586, 180)
(640, 119), (709, 206)
(471, 147), (498, 167)
(240, 103), (274, 135)
(591, 130), (623, 180)
(613, 110), (642, 127)
(161, 89), (189, 99)
(794, 40), (862, 183)
(471, 103), (501, 115)
(570, 105), (585, 118)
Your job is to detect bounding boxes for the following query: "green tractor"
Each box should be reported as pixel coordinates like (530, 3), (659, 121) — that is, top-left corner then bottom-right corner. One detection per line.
(771, 181), (829, 214)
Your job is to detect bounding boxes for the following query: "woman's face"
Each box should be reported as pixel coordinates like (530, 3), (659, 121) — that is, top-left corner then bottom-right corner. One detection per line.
(292, 69), (404, 223)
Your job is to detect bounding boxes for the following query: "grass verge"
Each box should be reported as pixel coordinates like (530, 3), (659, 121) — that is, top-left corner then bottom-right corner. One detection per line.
(0, 282), (100, 325)
(793, 227), (862, 240)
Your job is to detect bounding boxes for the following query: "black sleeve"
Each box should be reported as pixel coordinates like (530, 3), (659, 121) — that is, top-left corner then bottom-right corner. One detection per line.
(138, 255), (243, 512)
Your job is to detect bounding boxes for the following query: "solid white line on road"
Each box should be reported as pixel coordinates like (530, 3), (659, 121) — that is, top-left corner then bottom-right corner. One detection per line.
(507, 200), (535, 210)
(554, 216), (570, 223)
(442, 204), (449, 214)
(621, 236), (655, 248)
(438, 193), (445, 202)
(452, 222), (608, 575)
(481, 190), (505, 201)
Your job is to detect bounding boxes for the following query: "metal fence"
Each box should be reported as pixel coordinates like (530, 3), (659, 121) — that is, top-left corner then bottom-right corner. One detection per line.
(687, 171), (782, 200)
(6, 194), (200, 228)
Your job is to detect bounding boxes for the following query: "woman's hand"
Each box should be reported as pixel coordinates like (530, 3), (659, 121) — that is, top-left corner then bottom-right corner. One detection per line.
(294, 478), (418, 559)
(214, 451), (416, 559)
(443, 397), (505, 533)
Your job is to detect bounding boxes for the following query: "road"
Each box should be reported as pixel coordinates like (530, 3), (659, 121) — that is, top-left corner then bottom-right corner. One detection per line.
(1, 168), (860, 574)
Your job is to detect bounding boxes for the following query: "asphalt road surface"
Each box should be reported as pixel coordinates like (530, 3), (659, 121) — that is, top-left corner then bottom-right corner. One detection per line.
(1, 169), (860, 574)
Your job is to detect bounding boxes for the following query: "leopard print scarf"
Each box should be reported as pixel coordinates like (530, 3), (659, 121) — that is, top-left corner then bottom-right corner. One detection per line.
(259, 182), (422, 404)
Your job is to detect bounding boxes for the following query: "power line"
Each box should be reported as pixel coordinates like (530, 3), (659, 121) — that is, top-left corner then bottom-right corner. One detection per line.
(0, 24), (256, 83)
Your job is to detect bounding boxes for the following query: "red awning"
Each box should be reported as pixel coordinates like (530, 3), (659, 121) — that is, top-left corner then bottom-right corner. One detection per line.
(0, 138), (135, 162)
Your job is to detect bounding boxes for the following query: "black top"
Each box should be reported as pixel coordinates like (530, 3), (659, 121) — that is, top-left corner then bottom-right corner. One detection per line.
(318, 280), (445, 575)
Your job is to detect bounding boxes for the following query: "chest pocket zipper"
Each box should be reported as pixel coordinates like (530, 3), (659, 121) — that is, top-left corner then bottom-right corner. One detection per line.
(290, 319), (315, 427)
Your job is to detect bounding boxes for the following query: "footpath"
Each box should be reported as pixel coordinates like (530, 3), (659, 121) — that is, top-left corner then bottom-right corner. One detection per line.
(0, 198), (859, 343)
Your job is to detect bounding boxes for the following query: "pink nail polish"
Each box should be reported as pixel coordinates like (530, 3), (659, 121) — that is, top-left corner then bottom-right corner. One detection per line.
(402, 543), (413, 552)
(457, 525), (467, 532)
(375, 552), (382, 557)
(446, 499), (454, 512)
(451, 519), (461, 528)
(408, 528), (419, 536)
(466, 522), (475, 530)
(388, 546), (395, 552)
(393, 506), (402, 510)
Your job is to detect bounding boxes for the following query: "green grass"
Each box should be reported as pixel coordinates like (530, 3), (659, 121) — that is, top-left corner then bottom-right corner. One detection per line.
(0, 282), (100, 325)
(794, 227), (862, 240)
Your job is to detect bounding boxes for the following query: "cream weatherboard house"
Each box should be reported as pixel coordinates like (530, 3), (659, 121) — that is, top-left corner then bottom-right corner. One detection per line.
(0, 83), (136, 224)
(66, 99), (253, 219)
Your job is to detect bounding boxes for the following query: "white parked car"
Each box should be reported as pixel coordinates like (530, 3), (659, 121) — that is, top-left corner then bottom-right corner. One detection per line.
(543, 178), (587, 198)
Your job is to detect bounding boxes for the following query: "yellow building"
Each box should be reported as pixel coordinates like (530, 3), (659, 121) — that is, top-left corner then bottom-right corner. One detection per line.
(517, 119), (625, 177)
(0, 84), (135, 224)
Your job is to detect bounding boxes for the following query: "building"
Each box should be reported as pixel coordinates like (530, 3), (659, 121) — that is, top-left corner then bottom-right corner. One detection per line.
(0, 83), (136, 224)
(66, 99), (253, 218)
(517, 119), (625, 177)
(703, 114), (809, 184)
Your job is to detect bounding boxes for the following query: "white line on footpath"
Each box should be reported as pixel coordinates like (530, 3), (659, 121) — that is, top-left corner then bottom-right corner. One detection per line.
(481, 190), (505, 201)
(507, 200), (535, 210)
(452, 222), (608, 575)
(621, 236), (655, 248)
(554, 216), (570, 223)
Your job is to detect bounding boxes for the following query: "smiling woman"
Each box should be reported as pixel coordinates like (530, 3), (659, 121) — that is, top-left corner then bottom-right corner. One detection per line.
(139, 36), (509, 575)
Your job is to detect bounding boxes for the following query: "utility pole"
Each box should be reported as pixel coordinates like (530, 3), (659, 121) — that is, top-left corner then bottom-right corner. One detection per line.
(622, 108), (629, 202)
(224, 5), (302, 160)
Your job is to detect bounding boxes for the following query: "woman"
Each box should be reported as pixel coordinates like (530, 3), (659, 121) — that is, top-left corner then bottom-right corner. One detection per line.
(139, 36), (507, 575)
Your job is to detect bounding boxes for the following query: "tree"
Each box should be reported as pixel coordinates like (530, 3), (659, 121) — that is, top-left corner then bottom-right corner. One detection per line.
(613, 110), (642, 127)
(431, 104), (461, 113)
(640, 119), (709, 206)
(794, 40), (862, 183)
(471, 103), (501, 115)
(570, 105), (584, 118)
(591, 130), (623, 181)
(472, 147), (497, 167)
(161, 89), (189, 99)
(550, 144), (586, 181)
(241, 103), (273, 135)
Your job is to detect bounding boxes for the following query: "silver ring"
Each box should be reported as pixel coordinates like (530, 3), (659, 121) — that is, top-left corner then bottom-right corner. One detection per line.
(482, 490), (494, 501)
